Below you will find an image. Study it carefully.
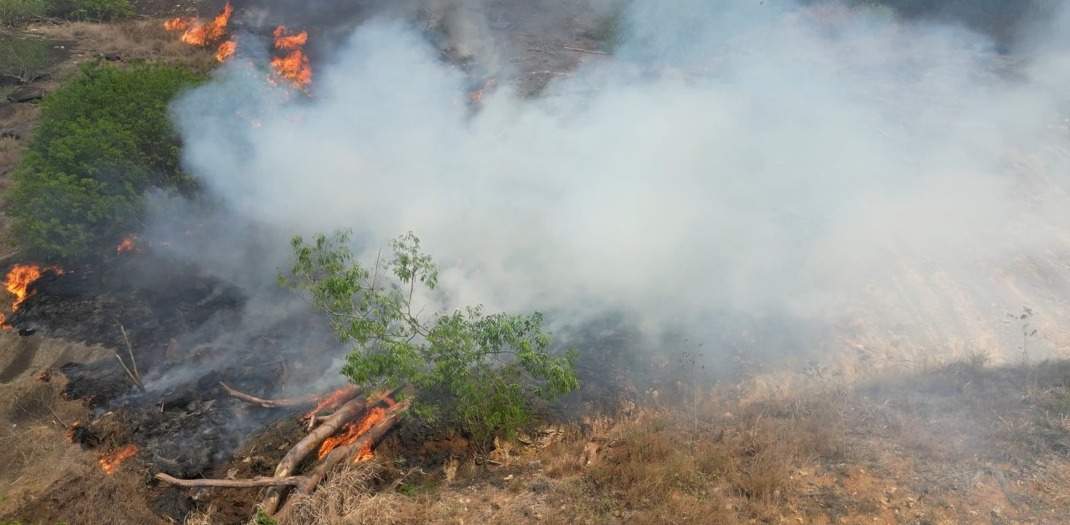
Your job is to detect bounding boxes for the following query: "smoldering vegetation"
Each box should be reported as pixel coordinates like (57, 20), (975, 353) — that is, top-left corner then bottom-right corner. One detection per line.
(160, 0), (1070, 379)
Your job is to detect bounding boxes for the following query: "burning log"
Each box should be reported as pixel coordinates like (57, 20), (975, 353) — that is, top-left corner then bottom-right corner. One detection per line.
(275, 398), (411, 519)
(155, 390), (410, 522)
(260, 391), (374, 514)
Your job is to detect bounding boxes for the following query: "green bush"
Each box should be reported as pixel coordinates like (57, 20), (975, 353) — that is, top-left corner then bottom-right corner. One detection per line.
(46, 0), (132, 21)
(9, 63), (203, 261)
(0, 0), (46, 25)
(284, 231), (579, 447)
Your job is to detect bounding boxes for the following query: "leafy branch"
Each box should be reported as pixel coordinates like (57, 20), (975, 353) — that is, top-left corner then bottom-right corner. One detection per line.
(282, 231), (578, 446)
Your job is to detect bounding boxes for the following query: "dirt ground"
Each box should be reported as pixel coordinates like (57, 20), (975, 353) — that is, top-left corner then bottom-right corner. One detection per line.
(0, 333), (166, 524)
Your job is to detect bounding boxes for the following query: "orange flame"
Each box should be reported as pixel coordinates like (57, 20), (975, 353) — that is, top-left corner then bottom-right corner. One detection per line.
(116, 235), (136, 254)
(304, 385), (359, 421)
(163, 18), (190, 32)
(215, 39), (237, 62)
(318, 406), (387, 460)
(270, 26), (312, 88)
(0, 264), (62, 329)
(164, 2), (232, 47)
(98, 444), (138, 475)
(273, 26), (308, 50)
(270, 51), (312, 88)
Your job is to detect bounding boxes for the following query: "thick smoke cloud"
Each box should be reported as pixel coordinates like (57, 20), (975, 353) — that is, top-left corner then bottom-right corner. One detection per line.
(160, 0), (1070, 366)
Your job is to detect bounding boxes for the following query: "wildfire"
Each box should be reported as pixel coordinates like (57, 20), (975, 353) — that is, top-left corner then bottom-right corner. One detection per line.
(215, 39), (237, 62)
(163, 2), (232, 47)
(318, 406), (387, 460)
(0, 263), (62, 329)
(273, 26), (308, 50)
(98, 444), (138, 475)
(116, 235), (137, 254)
(304, 385), (360, 421)
(270, 25), (312, 88)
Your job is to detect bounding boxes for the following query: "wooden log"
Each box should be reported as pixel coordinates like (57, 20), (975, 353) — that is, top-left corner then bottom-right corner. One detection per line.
(259, 394), (371, 514)
(275, 398), (411, 520)
(219, 382), (323, 408)
(155, 473), (305, 488)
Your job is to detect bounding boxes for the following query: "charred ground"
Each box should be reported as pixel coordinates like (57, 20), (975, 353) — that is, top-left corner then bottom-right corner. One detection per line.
(1, 1), (1070, 524)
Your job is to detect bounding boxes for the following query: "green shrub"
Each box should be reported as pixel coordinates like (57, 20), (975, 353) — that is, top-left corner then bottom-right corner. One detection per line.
(45, 0), (132, 21)
(9, 63), (203, 261)
(0, 0), (46, 26)
(283, 231), (579, 447)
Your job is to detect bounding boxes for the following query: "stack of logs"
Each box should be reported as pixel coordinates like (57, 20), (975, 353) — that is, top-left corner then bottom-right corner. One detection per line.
(155, 382), (410, 521)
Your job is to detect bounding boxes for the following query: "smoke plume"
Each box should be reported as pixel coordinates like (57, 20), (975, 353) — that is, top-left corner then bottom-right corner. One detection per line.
(156, 0), (1070, 369)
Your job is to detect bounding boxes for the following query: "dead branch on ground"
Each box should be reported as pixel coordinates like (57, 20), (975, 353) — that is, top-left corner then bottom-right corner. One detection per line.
(219, 382), (322, 408)
(155, 391), (410, 522)
(154, 473), (305, 488)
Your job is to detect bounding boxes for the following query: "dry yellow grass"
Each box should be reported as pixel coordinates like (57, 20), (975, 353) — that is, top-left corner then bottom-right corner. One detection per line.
(27, 19), (218, 73)
(249, 356), (1070, 525)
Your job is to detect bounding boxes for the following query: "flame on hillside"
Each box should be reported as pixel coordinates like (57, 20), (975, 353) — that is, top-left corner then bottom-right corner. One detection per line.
(164, 3), (235, 62)
(116, 235), (137, 254)
(273, 26), (308, 50)
(215, 39), (237, 62)
(164, 2), (232, 46)
(0, 263), (63, 328)
(270, 26), (312, 89)
(99, 444), (138, 475)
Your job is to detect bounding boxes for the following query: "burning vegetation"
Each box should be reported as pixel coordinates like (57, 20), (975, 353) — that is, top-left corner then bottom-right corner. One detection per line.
(0, 264), (62, 328)
(163, 2), (235, 63)
(115, 235), (136, 254)
(271, 25), (313, 88)
(98, 444), (138, 475)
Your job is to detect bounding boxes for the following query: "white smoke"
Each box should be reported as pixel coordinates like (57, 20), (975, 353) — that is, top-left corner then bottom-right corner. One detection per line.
(162, 0), (1070, 364)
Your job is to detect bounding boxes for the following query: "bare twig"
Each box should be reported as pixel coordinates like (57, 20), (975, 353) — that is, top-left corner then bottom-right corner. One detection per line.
(45, 405), (67, 428)
(219, 382), (320, 408)
(118, 325), (142, 387)
(114, 353), (145, 392)
(563, 45), (609, 55)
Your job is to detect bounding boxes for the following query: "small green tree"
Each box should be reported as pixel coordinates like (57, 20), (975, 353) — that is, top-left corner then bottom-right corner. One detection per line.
(283, 231), (579, 447)
(9, 62), (202, 261)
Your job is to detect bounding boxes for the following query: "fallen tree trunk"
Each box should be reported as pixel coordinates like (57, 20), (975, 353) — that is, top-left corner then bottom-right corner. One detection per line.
(155, 473), (305, 488)
(154, 393), (410, 523)
(259, 393), (372, 514)
(219, 382), (325, 408)
(276, 398), (412, 520)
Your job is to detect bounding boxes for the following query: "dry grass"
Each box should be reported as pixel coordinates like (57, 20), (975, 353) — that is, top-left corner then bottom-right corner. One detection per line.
(280, 462), (412, 525)
(261, 357), (1070, 524)
(28, 19), (217, 72)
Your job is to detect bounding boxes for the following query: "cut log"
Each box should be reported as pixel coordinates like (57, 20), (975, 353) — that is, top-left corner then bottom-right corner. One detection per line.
(219, 382), (325, 408)
(275, 398), (411, 520)
(155, 473), (305, 488)
(259, 393), (372, 514)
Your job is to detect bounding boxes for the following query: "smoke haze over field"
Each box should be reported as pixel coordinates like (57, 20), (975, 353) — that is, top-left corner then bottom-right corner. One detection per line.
(159, 0), (1070, 366)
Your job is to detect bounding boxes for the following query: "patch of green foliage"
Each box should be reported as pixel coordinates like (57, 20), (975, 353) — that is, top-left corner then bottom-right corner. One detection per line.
(252, 509), (278, 525)
(283, 231), (579, 447)
(0, 0), (46, 25)
(9, 63), (203, 261)
(45, 0), (132, 21)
